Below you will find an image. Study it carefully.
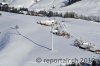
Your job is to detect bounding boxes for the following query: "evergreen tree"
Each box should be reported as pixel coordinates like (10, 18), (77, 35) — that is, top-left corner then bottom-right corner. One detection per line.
(2, 4), (9, 12)
(38, 10), (47, 16)
(47, 11), (53, 17)
(0, 13), (2, 15)
(92, 61), (96, 66)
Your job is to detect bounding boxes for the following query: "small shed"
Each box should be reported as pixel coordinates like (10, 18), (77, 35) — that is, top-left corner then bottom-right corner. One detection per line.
(95, 50), (100, 54)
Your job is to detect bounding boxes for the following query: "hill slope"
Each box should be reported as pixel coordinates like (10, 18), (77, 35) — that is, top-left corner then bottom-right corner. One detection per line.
(0, 12), (100, 66)
(54, 0), (100, 16)
(1, 0), (100, 17)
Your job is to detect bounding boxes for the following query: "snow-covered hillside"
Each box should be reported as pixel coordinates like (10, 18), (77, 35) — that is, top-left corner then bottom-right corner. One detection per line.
(0, 11), (100, 66)
(0, 0), (40, 8)
(29, 0), (100, 17)
(54, 0), (100, 16)
(1, 0), (100, 17)
(0, 0), (100, 66)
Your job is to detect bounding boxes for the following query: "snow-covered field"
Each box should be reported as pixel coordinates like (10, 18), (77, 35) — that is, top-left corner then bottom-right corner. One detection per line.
(0, 11), (100, 66)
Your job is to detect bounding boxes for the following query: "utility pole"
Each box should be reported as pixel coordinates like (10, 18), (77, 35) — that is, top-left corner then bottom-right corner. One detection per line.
(51, 18), (57, 51)
(51, 23), (54, 51)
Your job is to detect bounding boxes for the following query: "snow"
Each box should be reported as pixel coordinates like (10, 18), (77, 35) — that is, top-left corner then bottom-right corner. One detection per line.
(18, 0), (100, 17)
(0, 11), (100, 66)
(0, 0), (40, 8)
(1, 0), (100, 17)
(10, 0), (36, 8)
(0, 0), (100, 66)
